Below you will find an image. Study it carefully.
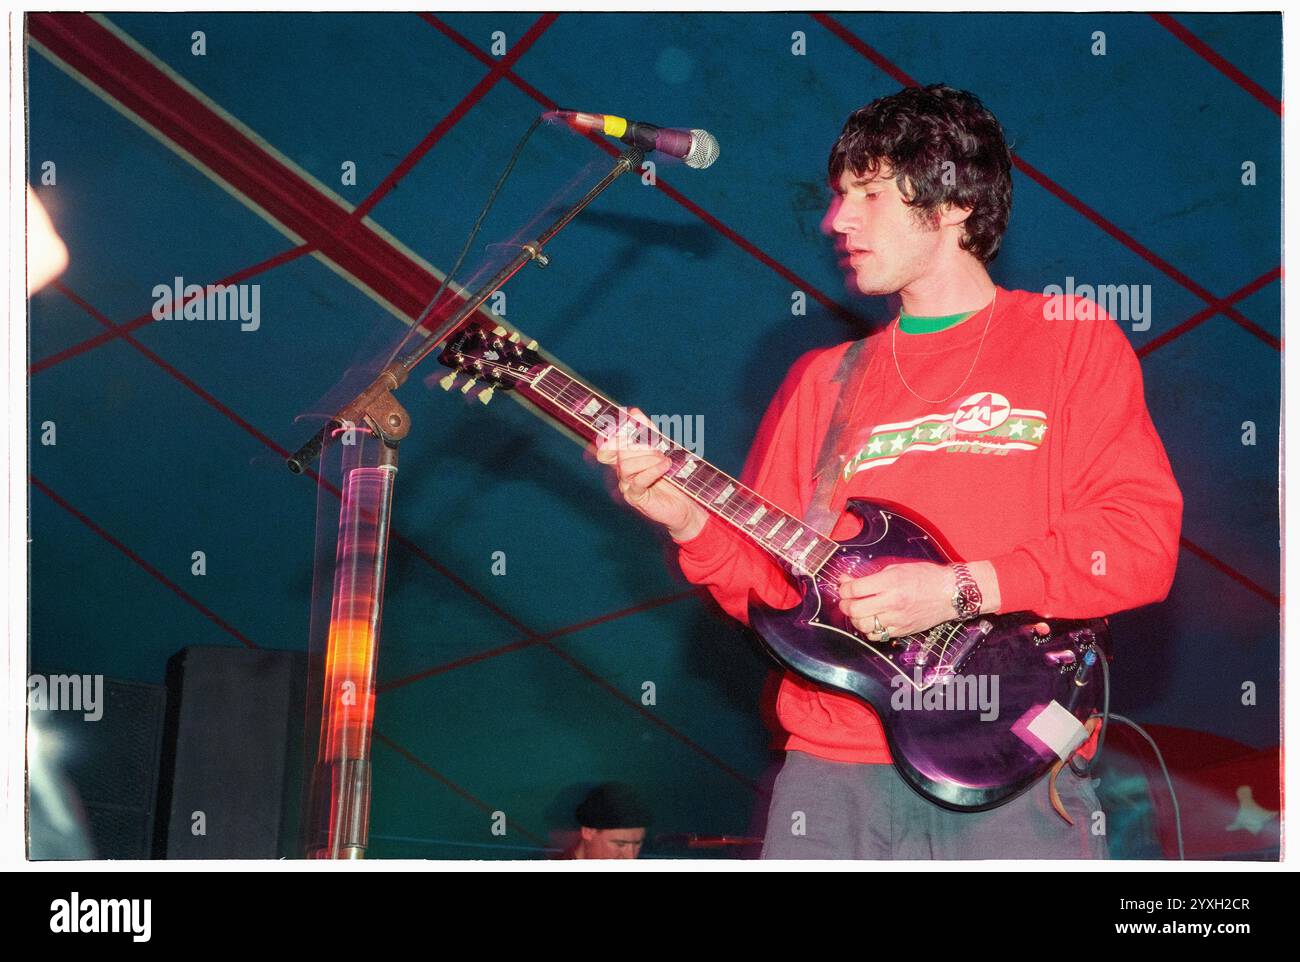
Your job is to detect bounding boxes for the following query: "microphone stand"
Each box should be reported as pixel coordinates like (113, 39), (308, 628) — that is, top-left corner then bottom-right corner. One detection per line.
(291, 147), (645, 859)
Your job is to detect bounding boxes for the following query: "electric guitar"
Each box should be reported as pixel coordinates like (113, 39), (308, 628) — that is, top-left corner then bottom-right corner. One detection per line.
(437, 320), (1110, 811)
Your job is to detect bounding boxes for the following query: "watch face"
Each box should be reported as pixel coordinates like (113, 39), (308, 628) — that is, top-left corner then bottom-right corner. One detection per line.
(954, 585), (980, 619)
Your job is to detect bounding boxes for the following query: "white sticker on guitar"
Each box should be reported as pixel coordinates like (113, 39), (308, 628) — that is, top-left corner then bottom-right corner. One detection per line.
(1023, 700), (1089, 761)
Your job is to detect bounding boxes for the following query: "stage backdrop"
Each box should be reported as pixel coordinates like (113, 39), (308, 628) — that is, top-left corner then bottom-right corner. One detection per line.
(27, 11), (1280, 859)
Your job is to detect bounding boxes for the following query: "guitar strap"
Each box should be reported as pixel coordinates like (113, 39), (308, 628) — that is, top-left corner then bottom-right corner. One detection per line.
(805, 336), (876, 534)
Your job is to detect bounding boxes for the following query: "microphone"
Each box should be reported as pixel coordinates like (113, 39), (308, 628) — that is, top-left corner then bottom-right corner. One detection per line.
(543, 109), (719, 169)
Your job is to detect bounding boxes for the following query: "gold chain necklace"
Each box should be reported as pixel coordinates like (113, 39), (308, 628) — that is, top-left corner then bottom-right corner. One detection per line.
(890, 288), (998, 405)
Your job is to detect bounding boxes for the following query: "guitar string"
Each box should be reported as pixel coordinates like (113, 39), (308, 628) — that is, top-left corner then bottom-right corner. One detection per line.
(471, 356), (969, 672)
(530, 371), (967, 657)
(533, 369), (841, 570)
(468, 353), (970, 670)
(460, 349), (970, 673)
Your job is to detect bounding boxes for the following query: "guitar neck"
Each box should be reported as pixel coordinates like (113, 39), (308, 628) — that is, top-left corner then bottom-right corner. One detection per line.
(520, 364), (838, 578)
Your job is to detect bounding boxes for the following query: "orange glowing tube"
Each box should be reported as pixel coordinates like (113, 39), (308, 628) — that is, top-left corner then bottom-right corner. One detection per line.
(312, 462), (395, 858)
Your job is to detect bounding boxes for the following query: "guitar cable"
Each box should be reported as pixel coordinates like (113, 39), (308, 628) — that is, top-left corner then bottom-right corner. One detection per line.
(1069, 649), (1110, 779)
(1068, 653), (1186, 859)
(1102, 712), (1186, 860)
(384, 114), (544, 370)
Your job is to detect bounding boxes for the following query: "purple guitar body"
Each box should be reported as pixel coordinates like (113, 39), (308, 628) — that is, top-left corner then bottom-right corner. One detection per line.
(439, 321), (1111, 812)
(747, 497), (1109, 811)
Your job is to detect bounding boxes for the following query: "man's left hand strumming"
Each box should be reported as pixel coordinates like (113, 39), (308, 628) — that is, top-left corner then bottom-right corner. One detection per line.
(838, 561), (1002, 642)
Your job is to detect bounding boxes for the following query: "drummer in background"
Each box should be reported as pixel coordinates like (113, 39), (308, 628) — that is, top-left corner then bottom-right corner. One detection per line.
(562, 783), (651, 859)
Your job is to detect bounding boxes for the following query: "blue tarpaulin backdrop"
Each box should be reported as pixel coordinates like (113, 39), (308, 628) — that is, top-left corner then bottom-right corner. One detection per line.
(27, 12), (1280, 858)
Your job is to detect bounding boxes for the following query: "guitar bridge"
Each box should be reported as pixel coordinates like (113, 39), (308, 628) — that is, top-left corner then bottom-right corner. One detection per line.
(898, 618), (994, 685)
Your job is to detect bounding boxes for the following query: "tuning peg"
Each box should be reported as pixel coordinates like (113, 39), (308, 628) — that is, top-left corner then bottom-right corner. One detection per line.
(508, 332), (521, 343)
(439, 373), (457, 391)
(460, 378), (478, 394)
(526, 340), (537, 350)
(478, 386), (495, 404)
(492, 325), (507, 336)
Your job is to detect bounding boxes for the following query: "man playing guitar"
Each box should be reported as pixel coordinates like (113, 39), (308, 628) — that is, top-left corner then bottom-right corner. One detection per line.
(595, 84), (1182, 858)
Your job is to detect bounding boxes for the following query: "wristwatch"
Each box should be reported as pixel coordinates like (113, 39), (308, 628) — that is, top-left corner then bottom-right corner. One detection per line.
(950, 563), (983, 621)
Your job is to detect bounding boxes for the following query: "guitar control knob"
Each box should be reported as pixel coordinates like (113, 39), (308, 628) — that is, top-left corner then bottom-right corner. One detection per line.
(1044, 649), (1076, 665)
(1032, 622), (1051, 637)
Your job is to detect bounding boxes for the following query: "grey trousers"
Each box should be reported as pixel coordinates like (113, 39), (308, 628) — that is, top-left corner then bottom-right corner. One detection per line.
(760, 751), (1109, 860)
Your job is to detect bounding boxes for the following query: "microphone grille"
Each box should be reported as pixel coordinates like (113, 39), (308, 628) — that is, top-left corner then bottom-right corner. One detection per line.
(685, 129), (720, 170)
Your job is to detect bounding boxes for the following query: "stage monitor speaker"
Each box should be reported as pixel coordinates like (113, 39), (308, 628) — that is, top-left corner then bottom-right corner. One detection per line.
(156, 647), (307, 859)
(28, 675), (167, 860)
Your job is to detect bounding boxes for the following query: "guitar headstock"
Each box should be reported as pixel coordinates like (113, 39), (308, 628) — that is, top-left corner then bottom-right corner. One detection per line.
(436, 320), (544, 404)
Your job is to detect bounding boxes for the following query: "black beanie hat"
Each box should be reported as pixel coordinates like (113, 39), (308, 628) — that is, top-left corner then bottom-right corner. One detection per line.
(575, 782), (652, 829)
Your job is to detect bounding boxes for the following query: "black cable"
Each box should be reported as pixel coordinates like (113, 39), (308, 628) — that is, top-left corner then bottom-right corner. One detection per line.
(388, 113), (543, 368)
(1060, 648), (1184, 859)
(1106, 712), (1186, 860)
(1070, 646), (1109, 777)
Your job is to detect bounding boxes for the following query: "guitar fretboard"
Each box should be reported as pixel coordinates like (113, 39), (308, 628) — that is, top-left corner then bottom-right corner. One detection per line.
(525, 365), (838, 578)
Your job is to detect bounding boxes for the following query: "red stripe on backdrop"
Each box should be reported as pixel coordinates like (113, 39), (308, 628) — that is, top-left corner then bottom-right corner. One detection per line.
(352, 13), (559, 221)
(31, 474), (259, 650)
(1150, 13), (1281, 117)
(1137, 267), (1281, 358)
(1178, 537), (1279, 608)
(29, 13), (470, 322)
(811, 12), (1277, 354)
(30, 245), (314, 375)
(420, 13), (869, 330)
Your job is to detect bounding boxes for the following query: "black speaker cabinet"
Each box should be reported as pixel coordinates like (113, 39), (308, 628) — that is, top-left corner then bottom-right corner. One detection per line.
(156, 647), (307, 859)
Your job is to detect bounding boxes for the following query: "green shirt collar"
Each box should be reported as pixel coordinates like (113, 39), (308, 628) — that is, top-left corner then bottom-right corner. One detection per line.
(898, 309), (976, 334)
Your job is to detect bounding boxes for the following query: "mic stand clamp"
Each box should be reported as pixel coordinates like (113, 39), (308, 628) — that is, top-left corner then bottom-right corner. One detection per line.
(336, 361), (412, 449)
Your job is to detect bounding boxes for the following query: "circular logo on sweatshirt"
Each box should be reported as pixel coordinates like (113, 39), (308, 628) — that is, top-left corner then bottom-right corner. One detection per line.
(953, 392), (1011, 433)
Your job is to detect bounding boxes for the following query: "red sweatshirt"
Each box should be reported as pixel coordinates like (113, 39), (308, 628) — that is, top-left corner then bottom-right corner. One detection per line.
(675, 286), (1183, 763)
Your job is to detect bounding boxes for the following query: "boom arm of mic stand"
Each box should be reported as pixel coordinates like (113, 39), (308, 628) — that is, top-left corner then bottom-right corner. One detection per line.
(285, 146), (646, 475)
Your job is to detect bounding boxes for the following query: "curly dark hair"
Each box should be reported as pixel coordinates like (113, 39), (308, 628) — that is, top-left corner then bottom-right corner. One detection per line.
(827, 84), (1013, 264)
